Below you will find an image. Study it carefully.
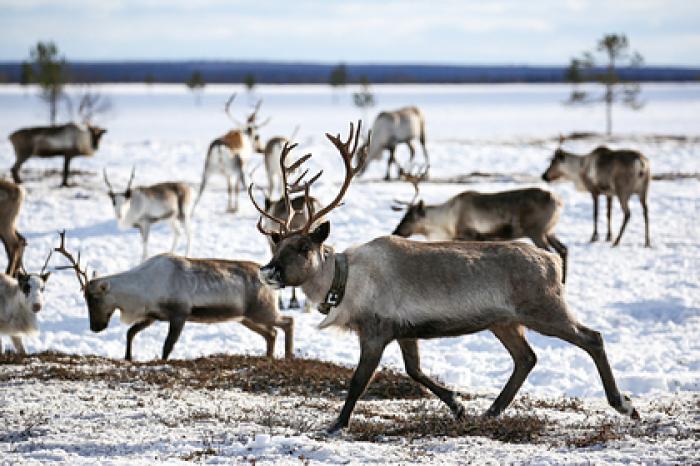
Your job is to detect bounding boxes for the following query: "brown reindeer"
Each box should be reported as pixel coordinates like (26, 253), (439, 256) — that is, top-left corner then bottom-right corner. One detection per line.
(9, 123), (107, 187)
(249, 121), (639, 434)
(391, 168), (568, 282)
(0, 180), (26, 276)
(542, 141), (651, 247)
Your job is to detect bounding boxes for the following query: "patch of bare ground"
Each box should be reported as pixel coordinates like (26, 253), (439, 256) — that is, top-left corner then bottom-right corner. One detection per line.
(1, 352), (697, 449)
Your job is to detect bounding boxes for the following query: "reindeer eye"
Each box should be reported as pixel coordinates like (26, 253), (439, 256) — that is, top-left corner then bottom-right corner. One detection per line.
(22, 284), (30, 294)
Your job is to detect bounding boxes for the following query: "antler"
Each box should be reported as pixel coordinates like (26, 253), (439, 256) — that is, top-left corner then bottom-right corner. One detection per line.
(54, 230), (89, 291)
(103, 169), (114, 192)
(247, 99), (271, 128)
(224, 93), (243, 126)
(39, 249), (53, 276)
(125, 166), (136, 192)
(391, 163), (429, 211)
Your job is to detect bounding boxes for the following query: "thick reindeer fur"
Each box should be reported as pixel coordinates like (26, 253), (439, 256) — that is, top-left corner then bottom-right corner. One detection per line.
(82, 254), (293, 361)
(0, 272), (49, 354)
(542, 146), (651, 247)
(261, 231), (638, 432)
(0, 180), (26, 275)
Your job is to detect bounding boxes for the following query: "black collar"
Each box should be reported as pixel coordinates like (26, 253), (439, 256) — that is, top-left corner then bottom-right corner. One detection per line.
(317, 252), (348, 315)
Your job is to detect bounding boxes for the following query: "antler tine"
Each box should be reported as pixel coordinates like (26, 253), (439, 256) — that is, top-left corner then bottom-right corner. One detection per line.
(103, 169), (113, 192)
(40, 249), (53, 276)
(248, 99), (263, 124)
(394, 161), (428, 208)
(54, 230), (89, 291)
(247, 183), (288, 234)
(302, 120), (362, 232)
(126, 166), (136, 192)
(224, 93), (243, 126)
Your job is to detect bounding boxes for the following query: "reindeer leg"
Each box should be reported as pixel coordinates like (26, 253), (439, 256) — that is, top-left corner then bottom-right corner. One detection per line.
(240, 318), (278, 358)
(125, 318), (154, 361)
(605, 195), (613, 241)
(484, 325), (537, 417)
(384, 147), (396, 181)
(271, 315), (294, 359)
(11, 336), (26, 355)
(61, 155), (74, 187)
(288, 287), (300, 309)
(328, 334), (388, 433)
(183, 217), (192, 257)
(612, 193), (631, 247)
(546, 234), (568, 284)
(169, 219), (181, 253)
(161, 315), (186, 360)
(640, 192), (651, 248)
(138, 223), (150, 261)
(11, 157), (25, 184)
(406, 140), (416, 163)
(226, 176), (237, 213)
(398, 338), (464, 418)
(590, 192), (599, 242)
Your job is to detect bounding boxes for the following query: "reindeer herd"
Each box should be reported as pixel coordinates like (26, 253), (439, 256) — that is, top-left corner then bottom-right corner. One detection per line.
(0, 94), (651, 433)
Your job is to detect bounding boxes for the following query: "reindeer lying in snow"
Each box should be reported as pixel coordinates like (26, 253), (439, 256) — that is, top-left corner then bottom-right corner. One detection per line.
(53, 232), (293, 361)
(104, 168), (192, 261)
(390, 168), (568, 282)
(542, 141), (651, 247)
(249, 121), (639, 434)
(0, 253), (51, 354)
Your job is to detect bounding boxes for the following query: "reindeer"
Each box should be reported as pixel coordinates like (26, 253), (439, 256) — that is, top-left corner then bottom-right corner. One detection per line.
(53, 232), (293, 361)
(0, 180), (26, 276)
(542, 141), (651, 247)
(391, 168), (568, 282)
(104, 168), (193, 262)
(9, 123), (107, 187)
(194, 94), (269, 213)
(249, 121), (639, 434)
(356, 106), (428, 181)
(0, 251), (51, 354)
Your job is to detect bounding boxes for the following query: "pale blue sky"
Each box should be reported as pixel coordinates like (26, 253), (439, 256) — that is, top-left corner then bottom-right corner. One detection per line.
(1, 0), (698, 65)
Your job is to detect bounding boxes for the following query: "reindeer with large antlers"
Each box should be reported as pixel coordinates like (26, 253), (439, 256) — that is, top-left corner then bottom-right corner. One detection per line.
(391, 165), (569, 282)
(0, 250), (51, 354)
(104, 168), (193, 262)
(194, 94), (269, 213)
(53, 231), (293, 361)
(250, 121), (638, 434)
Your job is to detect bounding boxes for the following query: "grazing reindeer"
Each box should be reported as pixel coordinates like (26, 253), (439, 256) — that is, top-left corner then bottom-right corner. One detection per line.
(194, 94), (269, 213)
(0, 180), (26, 275)
(9, 123), (107, 187)
(391, 168), (568, 282)
(104, 168), (193, 261)
(261, 125), (300, 198)
(542, 142), (651, 247)
(53, 232), (293, 361)
(357, 106), (428, 181)
(0, 252), (51, 354)
(249, 121), (638, 434)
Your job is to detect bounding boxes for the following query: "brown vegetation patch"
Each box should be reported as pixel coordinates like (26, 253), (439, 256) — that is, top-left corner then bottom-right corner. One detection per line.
(0, 351), (425, 400)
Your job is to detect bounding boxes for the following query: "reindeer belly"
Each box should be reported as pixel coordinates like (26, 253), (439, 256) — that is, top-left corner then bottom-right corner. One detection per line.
(188, 293), (246, 323)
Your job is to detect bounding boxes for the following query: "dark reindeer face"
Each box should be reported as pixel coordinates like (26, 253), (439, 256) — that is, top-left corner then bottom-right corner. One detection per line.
(17, 272), (50, 313)
(88, 126), (107, 149)
(542, 149), (567, 182)
(392, 201), (426, 237)
(85, 280), (116, 332)
(259, 222), (330, 288)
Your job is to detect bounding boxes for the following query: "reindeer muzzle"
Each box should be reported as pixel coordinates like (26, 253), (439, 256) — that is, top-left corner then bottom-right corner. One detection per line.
(32, 303), (42, 313)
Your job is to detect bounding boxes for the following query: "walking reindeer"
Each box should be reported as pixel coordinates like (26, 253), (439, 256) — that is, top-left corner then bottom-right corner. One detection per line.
(0, 180), (26, 275)
(0, 251), (51, 354)
(391, 167), (568, 282)
(542, 140), (651, 247)
(356, 106), (428, 180)
(249, 121), (638, 433)
(104, 168), (192, 261)
(194, 94), (269, 213)
(53, 232), (293, 361)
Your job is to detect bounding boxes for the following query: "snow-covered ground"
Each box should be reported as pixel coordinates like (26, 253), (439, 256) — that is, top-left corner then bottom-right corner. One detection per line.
(0, 83), (699, 464)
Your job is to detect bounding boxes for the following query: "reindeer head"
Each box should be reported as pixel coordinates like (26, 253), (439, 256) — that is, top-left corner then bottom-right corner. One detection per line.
(53, 231), (113, 332)
(390, 164), (429, 237)
(225, 94), (269, 153)
(249, 121), (364, 289)
(16, 251), (52, 313)
(87, 125), (107, 149)
(103, 168), (135, 223)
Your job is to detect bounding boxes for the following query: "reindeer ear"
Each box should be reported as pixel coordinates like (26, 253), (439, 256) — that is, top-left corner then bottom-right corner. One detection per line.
(41, 272), (51, 283)
(310, 221), (330, 244)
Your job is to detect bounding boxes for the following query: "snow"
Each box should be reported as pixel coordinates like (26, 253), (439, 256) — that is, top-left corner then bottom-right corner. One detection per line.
(1, 83), (699, 464)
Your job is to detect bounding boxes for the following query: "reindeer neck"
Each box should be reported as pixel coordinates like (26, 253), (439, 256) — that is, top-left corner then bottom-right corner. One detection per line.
(423, 201), (456, 240)
(300, 245), (336, 305)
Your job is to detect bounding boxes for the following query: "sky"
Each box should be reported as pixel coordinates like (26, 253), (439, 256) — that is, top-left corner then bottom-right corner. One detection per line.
(1, 0), (699, 66)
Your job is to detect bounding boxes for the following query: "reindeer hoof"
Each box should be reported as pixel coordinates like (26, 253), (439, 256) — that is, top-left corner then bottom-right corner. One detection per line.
(590, 235), (599, 242)
(326, 420), (346, 435)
